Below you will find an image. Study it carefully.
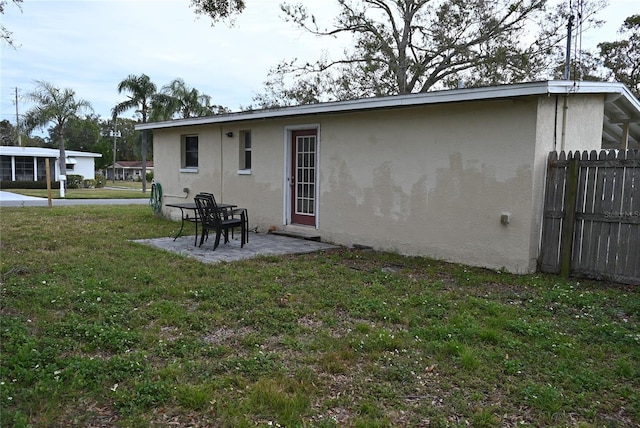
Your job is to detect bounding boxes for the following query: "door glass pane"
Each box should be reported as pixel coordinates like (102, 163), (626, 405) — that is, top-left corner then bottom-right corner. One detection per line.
(295, 135), (316, 216)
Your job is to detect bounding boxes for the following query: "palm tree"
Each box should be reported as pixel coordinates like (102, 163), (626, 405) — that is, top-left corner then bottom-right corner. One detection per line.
(160, 78), (229, 119)
(23, 81), (92, 197)
(112, 74), (158, 193)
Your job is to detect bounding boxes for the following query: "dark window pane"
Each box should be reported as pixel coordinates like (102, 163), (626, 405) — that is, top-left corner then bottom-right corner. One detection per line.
(15, 156), (34, 181)
(184, 135), (198, 167)
(1, 156), (11, 181)
(37, 159), (47, 180)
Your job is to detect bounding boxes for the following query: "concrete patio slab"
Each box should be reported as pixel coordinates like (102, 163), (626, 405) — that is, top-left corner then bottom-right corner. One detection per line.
(134, 232), (338, 264)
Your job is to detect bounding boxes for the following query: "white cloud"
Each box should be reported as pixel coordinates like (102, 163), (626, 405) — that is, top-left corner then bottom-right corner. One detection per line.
(1, 0), (348, 122)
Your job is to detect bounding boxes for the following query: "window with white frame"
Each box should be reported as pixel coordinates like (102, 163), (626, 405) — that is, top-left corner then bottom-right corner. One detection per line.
(182, 135), (198, 170)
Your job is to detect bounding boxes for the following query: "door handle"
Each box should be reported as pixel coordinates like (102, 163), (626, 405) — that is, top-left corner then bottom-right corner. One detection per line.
(290, 176), (295, 187)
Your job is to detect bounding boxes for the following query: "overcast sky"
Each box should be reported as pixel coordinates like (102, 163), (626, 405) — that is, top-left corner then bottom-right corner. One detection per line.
(1, 0), (637, 128)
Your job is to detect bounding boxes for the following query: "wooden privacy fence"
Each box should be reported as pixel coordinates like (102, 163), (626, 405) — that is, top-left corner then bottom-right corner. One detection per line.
(540, 150), (640, 285)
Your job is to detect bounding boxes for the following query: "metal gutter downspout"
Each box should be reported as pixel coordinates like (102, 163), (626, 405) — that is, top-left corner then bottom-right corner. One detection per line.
(220, 126), (224, 201)
(561, 94), (569, 152)
(553, 94), (559, 151)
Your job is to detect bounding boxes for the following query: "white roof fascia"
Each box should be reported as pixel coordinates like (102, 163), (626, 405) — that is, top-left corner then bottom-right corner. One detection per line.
(136, 80), (640, 131)
(0, 147), (57, 157)
(0, 146), (102, 158)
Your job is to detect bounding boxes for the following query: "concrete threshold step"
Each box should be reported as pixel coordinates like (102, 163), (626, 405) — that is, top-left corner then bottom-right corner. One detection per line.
(270, 230), (321, 242)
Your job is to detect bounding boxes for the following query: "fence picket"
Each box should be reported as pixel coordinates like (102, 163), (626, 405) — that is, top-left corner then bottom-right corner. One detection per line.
(580, 150), (599, 273)
(628, 151), (640, 280)
(599, 151), (618, 274)
(607, 151), (633, 276)
(540, 151), (564, 272)
(572, 151), (589, 271)
(561, 153), (579, 277)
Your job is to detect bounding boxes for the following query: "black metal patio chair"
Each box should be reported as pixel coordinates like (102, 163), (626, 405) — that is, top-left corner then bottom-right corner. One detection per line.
(199, 192), (249, 245)
(194, 193), (246, 250)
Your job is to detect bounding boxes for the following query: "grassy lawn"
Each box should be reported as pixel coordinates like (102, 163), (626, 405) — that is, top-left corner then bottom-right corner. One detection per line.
(103, 180), (147, 190)
(7, 181), (149, 199)
(1, 205), (638, 427)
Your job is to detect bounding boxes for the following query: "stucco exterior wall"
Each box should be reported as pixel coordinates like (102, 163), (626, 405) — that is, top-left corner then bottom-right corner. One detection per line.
(155, 125), (224, 219)
(313, 100), (539, 273)
(220, 119), (292, 227)
(153, 93), (606, 274)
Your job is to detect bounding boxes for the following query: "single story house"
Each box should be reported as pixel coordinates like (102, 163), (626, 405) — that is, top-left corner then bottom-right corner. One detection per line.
(0, 146), (102, 182)
(138, 80), (640, 274)
(105, 160), (154, 181)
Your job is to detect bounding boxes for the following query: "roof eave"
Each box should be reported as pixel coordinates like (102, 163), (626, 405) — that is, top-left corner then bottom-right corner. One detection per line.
(136, 80), (640, 132)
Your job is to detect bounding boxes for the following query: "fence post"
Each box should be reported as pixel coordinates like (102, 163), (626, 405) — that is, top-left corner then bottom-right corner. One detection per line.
(560, 153), (579, 277)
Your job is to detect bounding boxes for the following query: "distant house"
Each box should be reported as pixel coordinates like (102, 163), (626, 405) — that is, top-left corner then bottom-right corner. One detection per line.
(139, 80), (640, 273)
(0, 146), (102, 182)
(105, 161), (154, 181)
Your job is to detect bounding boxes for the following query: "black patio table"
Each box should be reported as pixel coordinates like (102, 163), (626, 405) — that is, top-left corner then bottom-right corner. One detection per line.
(166, 202), (237, 245)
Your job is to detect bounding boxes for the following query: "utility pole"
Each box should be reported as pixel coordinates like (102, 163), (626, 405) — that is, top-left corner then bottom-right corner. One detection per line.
(109, 118), (121, 183)
(15, 87), (22, 146)
(563, 12), (574, 80)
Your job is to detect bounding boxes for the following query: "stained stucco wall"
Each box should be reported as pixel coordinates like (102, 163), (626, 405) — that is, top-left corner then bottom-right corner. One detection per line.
(313, 99), (539, 273)
(153, 93), (606, 274)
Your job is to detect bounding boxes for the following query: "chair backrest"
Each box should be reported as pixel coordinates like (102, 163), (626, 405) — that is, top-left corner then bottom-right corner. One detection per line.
(194, 193), (222, 226)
